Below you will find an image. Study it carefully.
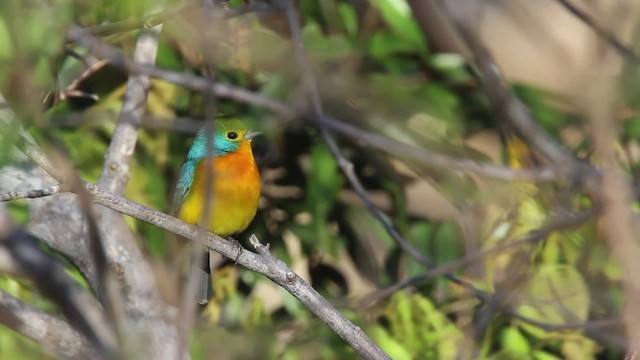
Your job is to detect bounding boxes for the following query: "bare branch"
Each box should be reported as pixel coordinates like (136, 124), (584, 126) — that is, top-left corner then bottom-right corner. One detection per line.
(82, 181), (388, 359)
(1, 89), (183, 358)
(0, 289), (102, 360)
(0, 184), (62, 202)
(0, 210), (115, 354)
(98, 26), (161, 194)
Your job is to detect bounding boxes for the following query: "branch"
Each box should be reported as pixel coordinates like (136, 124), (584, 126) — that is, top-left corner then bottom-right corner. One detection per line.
(280, 0), (433, 276)
(0, 210), (115, 354)
(0, 184), (62, 202)
(82, 182), (390, 360)
(587, 34), (640, 358)
(92, 24), (162, 330)
(98, 26), (161, 194)
(1, 94), (183, 358)
(66, 25), (563, 183)
(421, 2), (601, 191)
(0, 289), (101, 360)
(553, 0), (640, 63)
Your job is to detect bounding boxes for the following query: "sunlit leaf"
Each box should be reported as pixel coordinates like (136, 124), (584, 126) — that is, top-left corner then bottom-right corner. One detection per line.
(368, 0), (426, 54)
(0, 15), (12, 61)
(514, 264), (589, 337)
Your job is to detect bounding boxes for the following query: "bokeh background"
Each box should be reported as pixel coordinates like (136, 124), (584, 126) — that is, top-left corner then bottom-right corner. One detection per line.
(1, 0), (640, 359)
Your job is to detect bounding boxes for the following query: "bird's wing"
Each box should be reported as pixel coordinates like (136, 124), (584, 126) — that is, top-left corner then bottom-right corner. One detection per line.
(172, 159), (198, 215)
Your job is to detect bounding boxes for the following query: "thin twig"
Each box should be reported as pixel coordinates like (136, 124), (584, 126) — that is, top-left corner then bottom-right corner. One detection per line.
(435, 2), (601, 191)
(281, 0), (434, 270)
(359, 206), (598, 307)
(553, 0), (640, 63)
(57, 59), (108, 102)
(280, 0), (476, 316)
(0, 184), (62, 202)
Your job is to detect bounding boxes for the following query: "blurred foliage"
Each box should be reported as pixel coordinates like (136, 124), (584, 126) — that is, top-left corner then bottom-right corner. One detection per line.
(0, 0), (634, 359)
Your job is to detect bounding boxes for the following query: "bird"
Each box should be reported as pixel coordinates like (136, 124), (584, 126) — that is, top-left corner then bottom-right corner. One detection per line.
(174, 119), (261, 305)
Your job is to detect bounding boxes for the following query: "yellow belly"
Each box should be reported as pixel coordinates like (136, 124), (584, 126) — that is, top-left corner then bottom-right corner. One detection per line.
(179, 150), (260, 236)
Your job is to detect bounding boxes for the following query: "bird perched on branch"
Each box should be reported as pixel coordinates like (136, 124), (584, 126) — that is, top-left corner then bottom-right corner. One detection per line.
(174, 119), (261, 305)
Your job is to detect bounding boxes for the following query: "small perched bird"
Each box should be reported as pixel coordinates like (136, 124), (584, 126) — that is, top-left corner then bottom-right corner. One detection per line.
(175, 119), (261, 305)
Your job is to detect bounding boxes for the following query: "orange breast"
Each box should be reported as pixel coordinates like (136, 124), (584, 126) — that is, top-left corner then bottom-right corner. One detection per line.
(179, 141), (260, 236)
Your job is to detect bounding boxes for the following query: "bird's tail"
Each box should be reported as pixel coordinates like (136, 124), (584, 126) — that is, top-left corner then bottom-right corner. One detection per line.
(190, 250), (212, 305)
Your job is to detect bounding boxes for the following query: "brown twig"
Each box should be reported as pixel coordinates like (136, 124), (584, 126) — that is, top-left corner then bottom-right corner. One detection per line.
(282, 0), (434, 275)
(553, 0), (640, 63)
(57, 56), (108, 102)
(433, 2), (601, 191)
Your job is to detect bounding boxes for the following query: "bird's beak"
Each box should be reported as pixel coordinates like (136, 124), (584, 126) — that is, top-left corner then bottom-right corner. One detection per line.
(245, 131), (262, 140)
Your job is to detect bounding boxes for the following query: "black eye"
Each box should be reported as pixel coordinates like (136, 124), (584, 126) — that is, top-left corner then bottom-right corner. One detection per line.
(227, 131), (238, 140)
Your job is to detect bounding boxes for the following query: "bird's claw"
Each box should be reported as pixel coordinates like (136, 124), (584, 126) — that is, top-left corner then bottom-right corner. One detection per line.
(228, 237), (244, 264)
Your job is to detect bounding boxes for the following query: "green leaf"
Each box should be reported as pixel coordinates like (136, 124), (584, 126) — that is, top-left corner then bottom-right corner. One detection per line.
(533, 350), (563, 360)
(561, 337), (597, 360)
(306, 141), (343, 254)
(302, 23), (353, 62)
(6, 200), (29, 226)
(513, 85), (565, 135)
(501, 327), (531, 354)
(337, 3), (358, 37)
(514, 264), (589, 337)
(384, 292), (462, 358)
(368, 0), (426, 54)
(369, 31), (421, 61)
(624, 117), (640, 142)
(0, 15), (12, 60)
(370, 326), (413, 360)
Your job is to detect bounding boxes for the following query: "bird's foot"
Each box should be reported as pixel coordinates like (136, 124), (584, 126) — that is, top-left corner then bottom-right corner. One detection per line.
(228, 237), (244, 264)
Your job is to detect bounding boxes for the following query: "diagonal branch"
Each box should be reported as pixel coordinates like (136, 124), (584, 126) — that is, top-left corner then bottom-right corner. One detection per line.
(0, 289), (101, 360)
(0, 210), (115, 354)
(83, 182), (389, 360)
(423, 2), (601, 191)
(280, 0), (433, 272)
(553, 0), (640, 63)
